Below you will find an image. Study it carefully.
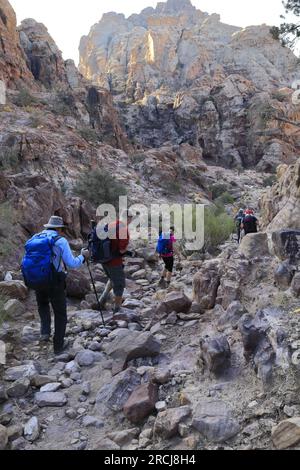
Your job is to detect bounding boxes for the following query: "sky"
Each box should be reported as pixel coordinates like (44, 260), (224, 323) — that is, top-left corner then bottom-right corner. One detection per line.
(10, 0), (288, 64)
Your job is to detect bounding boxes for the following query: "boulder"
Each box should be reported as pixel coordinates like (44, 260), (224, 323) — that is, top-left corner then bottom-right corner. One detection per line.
(6, 377), (30, 398)
(218, 301), (246, 328)
(271, 230), (300, 262)
(96, 368), (141, 412)
(4, 363), (38, 382)
(123, 382), (158, 424)
(272, 418), (300, 450)
(103, 331), (160, 373)
(35, 392), (68, 407)
(154, 406), (191, 439)
(199, 336), (231, 375)
(0, 281), (28, 300)
(192, 400), (240, 443)
(158, 291), (192, 315)
(107, 428), (140, 447)
(274, 262), (295, 289)
(238, 232), (270, 259)
(193, 260), (220, 310)
(66, 271), (90, 299)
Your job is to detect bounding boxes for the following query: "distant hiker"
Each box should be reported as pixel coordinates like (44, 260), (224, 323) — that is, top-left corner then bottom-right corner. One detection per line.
(234, 208), (245, 244)
(157, 226), (176, 288)
(97, 210), (134, 315)
(21, 216), (90, 355)
(241, 209), (258, 236)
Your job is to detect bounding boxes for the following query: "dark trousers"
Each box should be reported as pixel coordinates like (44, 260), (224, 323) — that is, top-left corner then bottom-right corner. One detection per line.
(35, 273), (67, 350)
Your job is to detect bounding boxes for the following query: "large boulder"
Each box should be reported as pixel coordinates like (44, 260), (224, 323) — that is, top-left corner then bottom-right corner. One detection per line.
(271, 230), (300, 262)
(193, 260), (220, 310)
(66, 271), (90, 299)
(35, 392), (68, 407)
(238, 233), (270, 259)
(103, 330), (161, 373)
(199, 336), (231, 375)
(0, 281), (28, 300)
(158, 291), (192, 314)
(96, 368), (141, 412)
(123, 382), (158, 424)
(192, 400), (240, 443)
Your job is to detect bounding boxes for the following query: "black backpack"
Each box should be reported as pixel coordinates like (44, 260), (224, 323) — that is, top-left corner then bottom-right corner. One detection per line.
(88, 225), (114, 264)
(243, 215), (257, 234)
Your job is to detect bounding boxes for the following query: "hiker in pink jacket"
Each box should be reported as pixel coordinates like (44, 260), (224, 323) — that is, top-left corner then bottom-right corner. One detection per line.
(157, 226), (176, 288)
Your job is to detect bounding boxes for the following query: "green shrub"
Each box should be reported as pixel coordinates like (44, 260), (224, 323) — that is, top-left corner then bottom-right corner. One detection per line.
(78, 127), (99, 143)
(211, 183), (229, 200)
(204, 204), (235, 253)
(14, 88), (38, 107)
(216, 191), (235, 205)
(73, 168), (127, 208)
(0, 147), (19, 169)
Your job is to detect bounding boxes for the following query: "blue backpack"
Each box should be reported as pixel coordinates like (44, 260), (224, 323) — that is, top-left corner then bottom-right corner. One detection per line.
(21, 233), (61, 290)
(156, 234), (172, 256)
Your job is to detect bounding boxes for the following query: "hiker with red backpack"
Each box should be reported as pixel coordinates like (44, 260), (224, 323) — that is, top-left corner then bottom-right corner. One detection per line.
(21, 216), (90, 355)
(241, 209), (259, 236)
(157, 226), (176, 288)
(93, 210), (134, 314)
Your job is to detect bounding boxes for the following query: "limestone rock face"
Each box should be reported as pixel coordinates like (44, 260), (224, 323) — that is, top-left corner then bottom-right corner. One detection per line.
(0, 0), (34, 87)
(19, 19), (69, 88)
(261, 161), (300, 231)
(79, 0), (298, 167)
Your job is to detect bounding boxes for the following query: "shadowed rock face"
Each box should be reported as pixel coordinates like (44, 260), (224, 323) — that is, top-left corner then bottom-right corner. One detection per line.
(79, 0), (298, 168)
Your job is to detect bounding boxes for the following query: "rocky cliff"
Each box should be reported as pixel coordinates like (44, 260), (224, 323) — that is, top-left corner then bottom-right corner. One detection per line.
(79, 0), (299, 169)
(0, 0), (34, 87)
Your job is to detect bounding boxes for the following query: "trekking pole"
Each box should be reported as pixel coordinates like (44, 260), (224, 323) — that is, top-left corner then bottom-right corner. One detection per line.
(86, 258), (106, 327)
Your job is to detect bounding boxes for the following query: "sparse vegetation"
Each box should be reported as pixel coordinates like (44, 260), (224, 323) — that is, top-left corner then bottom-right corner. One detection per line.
(204, 203), (235, 253)
(14, 88), (38, 107)
(78, 127), (99, 143)
(263, 175), (277, 187)
(0, 146), (19, 169)
(216, 191), (235, 205)
(51, 90), (75, 117)
(73, 168), (127, 208)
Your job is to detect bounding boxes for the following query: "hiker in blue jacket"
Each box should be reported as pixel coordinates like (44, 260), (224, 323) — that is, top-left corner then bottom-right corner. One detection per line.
(22, 216), (89, 355)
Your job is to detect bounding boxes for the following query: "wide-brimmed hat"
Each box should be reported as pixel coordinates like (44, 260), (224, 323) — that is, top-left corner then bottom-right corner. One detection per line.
(44, 216), (66, 229)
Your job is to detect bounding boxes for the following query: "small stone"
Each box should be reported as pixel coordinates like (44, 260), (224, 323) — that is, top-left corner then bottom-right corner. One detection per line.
(24, 417), (40, 442)
(61, 378), (73, 389)
(35, 392), (68, 407)
(31, 375), (57, 387)
(153, 368), (171, 385)
(10, 437), (27, 450)
(284, 406), (296, 418)
(65, 361), (81, 375)
(82, 382), (91, 396)
(155, 401), (167, 412)
(7, 377), (30, 398)
(40, 383), (61, 393)
(82, 416), (104, 428)
(65, 408), (77, 419)
(3, 299), (25, 317)
(76, 351), (95, 367)
(88, 342), (102, 351)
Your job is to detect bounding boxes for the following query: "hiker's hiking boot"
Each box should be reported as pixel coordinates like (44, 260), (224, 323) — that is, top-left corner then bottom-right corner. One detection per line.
(54, 339), (69, 355)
